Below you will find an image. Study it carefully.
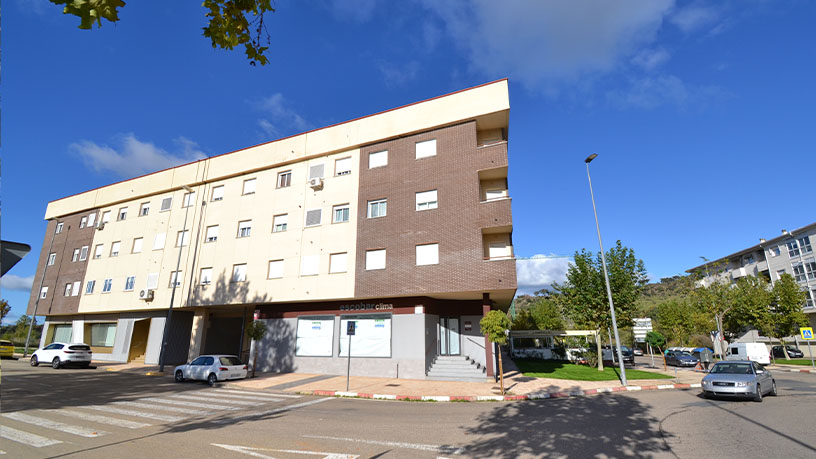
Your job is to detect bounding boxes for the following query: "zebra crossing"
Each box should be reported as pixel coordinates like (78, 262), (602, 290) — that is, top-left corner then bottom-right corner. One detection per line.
(0, 388), (297, 453)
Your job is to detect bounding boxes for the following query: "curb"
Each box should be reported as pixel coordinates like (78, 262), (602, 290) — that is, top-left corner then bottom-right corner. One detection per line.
(772, 367), (816, 374)
(296, 383), (703, 403)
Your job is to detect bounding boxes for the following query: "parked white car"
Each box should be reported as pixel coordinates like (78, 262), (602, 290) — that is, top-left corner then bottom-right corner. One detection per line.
(30, 342), (93, 369)
(174, 355), (248, 386)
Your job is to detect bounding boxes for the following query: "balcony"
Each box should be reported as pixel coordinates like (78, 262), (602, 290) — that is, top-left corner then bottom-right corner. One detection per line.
(483, 230), (513, 261)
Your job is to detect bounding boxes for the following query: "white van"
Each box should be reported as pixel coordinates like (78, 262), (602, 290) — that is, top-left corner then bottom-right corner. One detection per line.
(726, 343), (770, 365)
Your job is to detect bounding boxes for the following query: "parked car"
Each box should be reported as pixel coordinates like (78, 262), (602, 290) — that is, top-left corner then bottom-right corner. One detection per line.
(666, 350), (699, 367)
(0, 340), (15, 358)
(633, 348), (644, 356)
(601, 345), (635, 365)
(174, 355), (248, 386)
(771, 345), (804, 359)
(701, 360), (776, 402)
(30, 342), (92, 368)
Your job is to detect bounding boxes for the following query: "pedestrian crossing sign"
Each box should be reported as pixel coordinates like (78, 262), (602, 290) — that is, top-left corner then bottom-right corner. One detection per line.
(801, 327), (814, 340)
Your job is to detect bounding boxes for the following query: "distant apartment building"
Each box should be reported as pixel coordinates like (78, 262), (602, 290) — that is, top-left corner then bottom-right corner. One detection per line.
(686, 222), (816, 328)
(26, 80), (517, 380)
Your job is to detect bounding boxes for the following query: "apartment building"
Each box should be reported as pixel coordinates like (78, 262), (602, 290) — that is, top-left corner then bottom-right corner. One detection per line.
(687, 222), (816, 328)
(26, 80), (517, 380)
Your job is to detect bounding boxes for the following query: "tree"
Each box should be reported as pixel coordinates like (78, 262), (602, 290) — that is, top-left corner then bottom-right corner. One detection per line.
(691, 276), (738, 357)
(0, 300), (10, 324)
(48, 0), (276, 66)
(480, 310), (511, 395)
(529, 298), (566, 331)
(645, 331), (667, 370)
(246, 320), (267, 377)
(767, 274), (809, 360)
(654, 299), (711, 346)
(554, 240), (648, 371)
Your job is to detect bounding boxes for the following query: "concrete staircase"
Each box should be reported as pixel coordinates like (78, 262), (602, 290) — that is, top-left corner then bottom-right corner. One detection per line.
(426, 355), (488, 382)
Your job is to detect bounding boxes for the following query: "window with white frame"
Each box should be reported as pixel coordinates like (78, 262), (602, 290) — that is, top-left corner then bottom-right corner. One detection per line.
(139, 202), (150, 216)
(200, 267), (213, 285)
(369, 150), (387, 168)
(102, 279), (112, 292)
(415, 139), (437, 159)
(40, 287), (48, 299)
(85, 280), (95, 294)
(416, 243), (439, 266)
(770, 246), (781, 257)
(335, 157), (352, 176)
(94, 244), (103, 259)
(176, 230), (190, 247)
(277, 171), (292, 188)
(79, 245), (89, 261)
(804, 259), (816, 280)
(132, 238), (143, 253)
(72, 281), (80, 297)
(124, 276), (136, 291)
(160, 197), (172, 211)
(110, 241), (121, 257)
(56, 222), (64, 233)
(64, 283), (72, 296)
(305, 209), (322, 227)
(777, 269), (786, 280)
(117, 207), (128, 221)
(80, 216), (87, 228)
(329, 253), (347, 273)
(300, 255), (319, 276)
(787, 240), (800, 258)
(211, 185), (225, 201)
(72, 248), (80, 262)
(146, 273), (159, 290)
(87, 212), (96, 227)
(793, 264), (807, 282)
(154, 233), (166, 250)
(416, 190), (438, 211)
(169, 271), (183, 287)
(182, 191), (196, 207)
(242, 178), (256, 195)
(273, 214), (288, 233)
(232, 264), (247, 282)
(101, 211), (111, 224)
(268, 260), (284, 279)
(485, 189), (505, 201)
(333, 204), (349, 223)
(367, 199), (387, 218)
(89, 323), (117, 347)
(309, 164), (325, 180)
(205, 225), (219, 242)
(800, 236), (813, 254)
(48, 253), (56, 265)
(238, 220), (252, 238)
(366, 249), (386, 270)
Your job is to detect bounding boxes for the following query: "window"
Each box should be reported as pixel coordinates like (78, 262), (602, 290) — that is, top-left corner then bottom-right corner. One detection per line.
(273, 214), (288, 233)
(777, 269), (786, 280)
(160, 197), (172, 211)
(339, 316), (391, 357)
(94, 245), (104, 259)
(232, 264), (247, 282)
(335, 157), (352, 176)
(369, 150), (387, 168)
(366, 249), (386, 270)
(770, 246), (781, 257)
(85, 280), (95, 294)
(89, 323), (117, 347)
(206, 225), (219, 242)
(169, 271), (183, 287)
(117, 207), (128, 221)
(182, 191), (196, 207)
(268, 260), (284, 279)
(132, 238), (143, 253)
(743, 254), (755, 265)
(800, 236), (813, 254)
(40, 287), (48, 299)
(416, 190), (438, 211)
(305, 209), (322, 227)
(793, 264), (807, 282)
(238, 220), (252, 238)
(200, 267), (213, 285)
(277, 171), (292, 188)
(296, 317), (335, 357)
(242, 178), (256, 195)
(52, 325), (72, 343)
(80, 216), (87, 228)
(309, 164), (325, 180)
(329, 253), (347, 273)
(416, 243), (439, 266)
(211, 185), (224, 201)
(124, 276), (136, 291)
(333, 204), (350, 223)
(139, 202), (150, 216)
(787, 240), (800, 258)
(71, 281), (80, 297)
(56, 222), (64, 234)
(48, 253), (56, 266)
(110, 241), (121, 257)
(87, 213), (96, 227)
(367, 199), (387, 218)
(153, 233), (166, 250)
(72, 248), (80, 262)
(485, 189), (505, 201)
(416, 139), (437, 159)
(64, 283), (72, 296)
(79, 246), (89, 261)
(804, 260), (816, 280)
(101, 211), (111, 224)
(300, 255), (319, 276)
(146, 273), (159, 290)
(176, 230), (190, 247)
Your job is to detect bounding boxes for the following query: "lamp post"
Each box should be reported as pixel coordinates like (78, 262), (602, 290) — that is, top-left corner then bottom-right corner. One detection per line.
(158, 185), (193, 372)
(585, 153), (627, 386)
(24, 219), (59, 357)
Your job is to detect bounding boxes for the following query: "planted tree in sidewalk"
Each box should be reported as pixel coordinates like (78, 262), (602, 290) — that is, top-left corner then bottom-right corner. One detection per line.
(691, 276), (738, 358)
(246, 320), (267, 378)
(480, 310), (511, 395)
(767, 274), (808, 360)
(645, 331), (667, 370)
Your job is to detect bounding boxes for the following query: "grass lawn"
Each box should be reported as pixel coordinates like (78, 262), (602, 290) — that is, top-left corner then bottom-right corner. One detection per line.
(772, 358), (816, 366)
(515, 358), (673, 381)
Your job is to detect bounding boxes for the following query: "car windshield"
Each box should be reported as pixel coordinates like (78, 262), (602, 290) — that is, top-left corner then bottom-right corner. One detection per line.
(621, 346), (631, 352)
(0, 340), (12, 345)
(711, 363), (752, 374)
(679, 352), (692, 356)
(220, 356), (243, 366)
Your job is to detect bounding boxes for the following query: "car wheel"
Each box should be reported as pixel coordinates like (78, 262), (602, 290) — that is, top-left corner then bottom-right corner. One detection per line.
(770, 380), (777, 396)
(207, 373), (217, 387)
(81, 362), (91, 369)
(52, 357), (61, 369)
(754, 384), (763, 402)
(30, 355), (39, 367)
(175, 370), (185, 383)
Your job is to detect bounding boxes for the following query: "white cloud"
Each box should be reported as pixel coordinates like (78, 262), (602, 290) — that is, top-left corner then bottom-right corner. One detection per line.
(253, 93), (312, 139)
(670, 4), (719, 33)
(606, 75), (726, 109)
(378, 60), (420, 87)
(516, 255), (572, 295)
(3, 274), (34, 291)
(631, 48), (671, 71)
(71, 134), (207, 178)
(327, 0), (382, 23)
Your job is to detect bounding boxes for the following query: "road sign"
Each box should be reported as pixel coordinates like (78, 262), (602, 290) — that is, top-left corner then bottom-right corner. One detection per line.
(347, 321), (356, 336)
(801, 327), (814, 340)
(633, 318), (653, 340)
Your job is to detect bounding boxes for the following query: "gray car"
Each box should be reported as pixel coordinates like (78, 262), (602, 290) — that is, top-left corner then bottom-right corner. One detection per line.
(701, 360), (776, 402)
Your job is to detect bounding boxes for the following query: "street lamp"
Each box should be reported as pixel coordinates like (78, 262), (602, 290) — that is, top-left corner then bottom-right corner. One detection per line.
(158, 185), (194, 372)
(585, 153), (628, 386)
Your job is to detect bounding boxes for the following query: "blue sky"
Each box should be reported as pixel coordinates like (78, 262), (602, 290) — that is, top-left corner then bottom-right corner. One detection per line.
(2, 1), (815, 324)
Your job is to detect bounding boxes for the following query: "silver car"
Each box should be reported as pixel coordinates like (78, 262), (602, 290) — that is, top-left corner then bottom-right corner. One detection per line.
(701, 360), (776, 402)
(174, 355), (248, 386)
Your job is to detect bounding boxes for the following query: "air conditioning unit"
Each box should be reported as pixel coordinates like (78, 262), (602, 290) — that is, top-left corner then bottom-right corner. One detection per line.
(97, 222), (106, 231)
(308, 177), (324, 189)
(138, 289), (155, 301)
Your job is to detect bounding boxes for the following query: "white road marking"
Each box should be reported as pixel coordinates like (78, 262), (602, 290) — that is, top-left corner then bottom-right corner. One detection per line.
(209, 390), (288, 401)
(1, 425), (62, 448)
(302, 435), (464, 455)
(84, 405), (185, 422)
(138, 397), (238, 411)
(171, 393), (257, 406)
(214, 397), (332, 424)
(211, 443), (358, 459)
(216, 389), (301, 399)
(1, 412), (107, 438)
(45, 409), (151, 429)
(113, 401), (212, 416)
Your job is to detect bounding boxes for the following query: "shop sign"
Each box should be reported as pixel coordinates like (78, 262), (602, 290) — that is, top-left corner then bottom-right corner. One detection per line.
(339, 302), (394, 311)
(464, 321), (472, 331)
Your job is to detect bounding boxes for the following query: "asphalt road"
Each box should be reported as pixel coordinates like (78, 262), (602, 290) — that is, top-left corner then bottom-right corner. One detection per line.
(1, 358), (814, 458)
